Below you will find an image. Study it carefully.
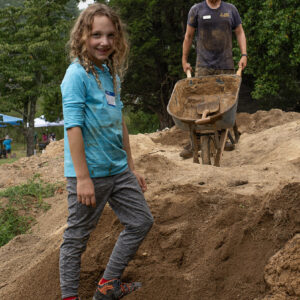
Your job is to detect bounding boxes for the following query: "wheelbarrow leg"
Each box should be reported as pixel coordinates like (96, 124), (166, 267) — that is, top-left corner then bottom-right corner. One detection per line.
(227, 131), (235, 145)
(214, 129), (228, 167)
(201, 135), (211, 165)
(233, 121), (240, 144)
(191, 128), (199, 164)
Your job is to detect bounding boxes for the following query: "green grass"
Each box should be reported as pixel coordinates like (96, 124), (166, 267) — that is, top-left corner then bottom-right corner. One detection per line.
(0, 206), (32, 246)
(0, 174), (60, 247)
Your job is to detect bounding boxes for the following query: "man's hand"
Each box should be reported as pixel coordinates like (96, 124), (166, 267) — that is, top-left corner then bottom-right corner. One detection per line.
(76, 177), (96, 207)
(183, 62), (193, 74)
(238, 56), (247, 70)
(133, 170), (147, 193)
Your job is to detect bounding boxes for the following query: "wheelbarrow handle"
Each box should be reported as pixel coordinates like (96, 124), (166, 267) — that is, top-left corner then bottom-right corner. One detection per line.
(236, 67), (242, 77)
(195, 117), (211, 125)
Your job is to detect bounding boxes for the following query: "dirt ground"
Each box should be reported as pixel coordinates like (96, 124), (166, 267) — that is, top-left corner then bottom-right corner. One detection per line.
(0, 108), (300, 300)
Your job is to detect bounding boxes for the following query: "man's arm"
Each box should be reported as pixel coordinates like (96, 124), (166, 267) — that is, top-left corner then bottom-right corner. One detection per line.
(182, 24), (196, 73)
(235, 24), (247, 70)
(67, 126), (96, 207)
(122, 117), (147, 192)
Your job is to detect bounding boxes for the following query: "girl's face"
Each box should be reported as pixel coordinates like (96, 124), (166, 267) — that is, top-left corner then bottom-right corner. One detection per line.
(86, 15), (116, 68)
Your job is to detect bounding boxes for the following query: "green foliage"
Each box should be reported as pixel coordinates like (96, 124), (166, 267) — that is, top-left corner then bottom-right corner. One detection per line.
(0, 174), (55, 211)
(232, 0), (300, 109)
(41, 90), (65, 122)
(109, 0), (299, 118)
(0, 0), (78, 155)
(124, 108), (159, 134)
(0, 0), (23, 8)
(0, 1), (71, 110)
(109, 0), (196, 129)
(0, 174), (60, 246)
(0, 206), (31, 246)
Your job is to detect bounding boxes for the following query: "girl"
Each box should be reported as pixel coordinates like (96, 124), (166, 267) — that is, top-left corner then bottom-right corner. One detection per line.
(59, 3), (153, 300)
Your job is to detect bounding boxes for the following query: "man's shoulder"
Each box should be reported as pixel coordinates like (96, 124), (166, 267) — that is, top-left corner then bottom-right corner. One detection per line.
(222, 1), (238, 11)
(190, 2), (206, 11)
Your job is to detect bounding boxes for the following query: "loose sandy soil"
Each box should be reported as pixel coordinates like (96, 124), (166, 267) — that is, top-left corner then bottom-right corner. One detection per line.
(0, 109), (300, 300)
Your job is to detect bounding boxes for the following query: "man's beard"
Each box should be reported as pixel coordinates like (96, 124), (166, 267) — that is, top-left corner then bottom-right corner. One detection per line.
(209, 0), (220, 4)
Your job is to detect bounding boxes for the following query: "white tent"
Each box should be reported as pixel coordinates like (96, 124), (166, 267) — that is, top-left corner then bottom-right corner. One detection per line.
(34, 115), (64, 128)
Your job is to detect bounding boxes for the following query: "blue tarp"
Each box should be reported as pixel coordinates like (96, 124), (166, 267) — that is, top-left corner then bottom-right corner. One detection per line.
(0, 114), (23, 127)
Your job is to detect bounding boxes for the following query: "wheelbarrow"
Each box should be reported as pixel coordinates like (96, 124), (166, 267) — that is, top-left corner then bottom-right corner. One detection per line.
(167, 68), (242, 166)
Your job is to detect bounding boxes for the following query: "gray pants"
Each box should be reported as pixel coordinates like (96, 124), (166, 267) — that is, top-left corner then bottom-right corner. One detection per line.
(59, 168), (154, 298)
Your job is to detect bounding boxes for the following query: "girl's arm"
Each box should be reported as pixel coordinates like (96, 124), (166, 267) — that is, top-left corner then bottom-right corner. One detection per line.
(67, 126), (96, 207)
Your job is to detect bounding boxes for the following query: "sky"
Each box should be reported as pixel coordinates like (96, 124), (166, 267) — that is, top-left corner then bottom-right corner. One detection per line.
(78, 0), (95, 10)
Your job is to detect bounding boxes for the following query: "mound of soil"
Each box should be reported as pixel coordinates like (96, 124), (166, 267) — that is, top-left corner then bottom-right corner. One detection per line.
(0, 110), (300, 300)
(236, 109), (300, 134)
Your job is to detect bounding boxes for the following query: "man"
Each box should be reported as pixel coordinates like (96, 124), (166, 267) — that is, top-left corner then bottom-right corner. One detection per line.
(180, 0), (247, 158)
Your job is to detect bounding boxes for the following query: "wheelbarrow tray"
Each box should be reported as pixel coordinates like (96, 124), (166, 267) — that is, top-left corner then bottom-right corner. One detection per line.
(167, 74), (242, 131)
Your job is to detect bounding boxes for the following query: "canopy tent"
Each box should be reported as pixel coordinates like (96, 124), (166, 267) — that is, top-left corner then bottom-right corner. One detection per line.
(33, 115), (64, 128)
(0, 114), (23, 127)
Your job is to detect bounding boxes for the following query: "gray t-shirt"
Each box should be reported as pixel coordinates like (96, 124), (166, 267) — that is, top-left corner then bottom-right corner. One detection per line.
(188, 1), (242, 69)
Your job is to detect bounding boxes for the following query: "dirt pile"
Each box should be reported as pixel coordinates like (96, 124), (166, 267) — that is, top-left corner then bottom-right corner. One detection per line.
(0, 109), (300, 300)
(236, 109), (300, 134)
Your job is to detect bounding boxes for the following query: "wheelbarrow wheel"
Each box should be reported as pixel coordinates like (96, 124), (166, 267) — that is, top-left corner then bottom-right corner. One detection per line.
(201, 136), (211, 165)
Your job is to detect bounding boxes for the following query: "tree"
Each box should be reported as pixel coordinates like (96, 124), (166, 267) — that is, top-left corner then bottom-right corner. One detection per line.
(241, 0), (299, 109)
(0, 0), (23, 8)
(41, 0), (79, 122)
(109, 0), (196, 129)
(229, 0), (300, 110)
(110, 0), (299, 130)
(0, 0), (78, 156)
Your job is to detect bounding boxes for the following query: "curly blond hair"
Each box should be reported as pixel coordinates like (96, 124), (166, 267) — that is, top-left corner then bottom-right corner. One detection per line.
(68, 3), (129, 94)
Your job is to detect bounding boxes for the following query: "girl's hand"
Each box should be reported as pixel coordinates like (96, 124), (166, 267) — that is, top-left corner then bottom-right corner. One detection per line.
(76, 177), (96, 207)
(133, 170), (147, 193)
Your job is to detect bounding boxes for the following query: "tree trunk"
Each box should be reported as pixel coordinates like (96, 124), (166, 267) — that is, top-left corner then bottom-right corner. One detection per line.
(157, 72), (176, 130)
(158, 109), (174, 130)
(26, 98), (36, 157)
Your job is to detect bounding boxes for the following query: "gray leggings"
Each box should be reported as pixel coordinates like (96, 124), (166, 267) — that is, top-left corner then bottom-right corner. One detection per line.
(59, 168), (154, 299)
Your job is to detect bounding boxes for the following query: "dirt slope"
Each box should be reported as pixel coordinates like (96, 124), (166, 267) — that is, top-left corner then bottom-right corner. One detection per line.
(0, 109), (300, 300)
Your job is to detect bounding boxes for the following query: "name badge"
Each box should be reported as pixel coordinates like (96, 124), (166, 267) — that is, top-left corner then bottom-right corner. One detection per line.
(203, 15), (211, 20)
(105, 90), (116, 106)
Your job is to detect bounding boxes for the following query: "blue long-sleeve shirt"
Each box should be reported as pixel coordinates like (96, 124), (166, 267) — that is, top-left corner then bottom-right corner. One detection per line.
(61, 62), (128, 178)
